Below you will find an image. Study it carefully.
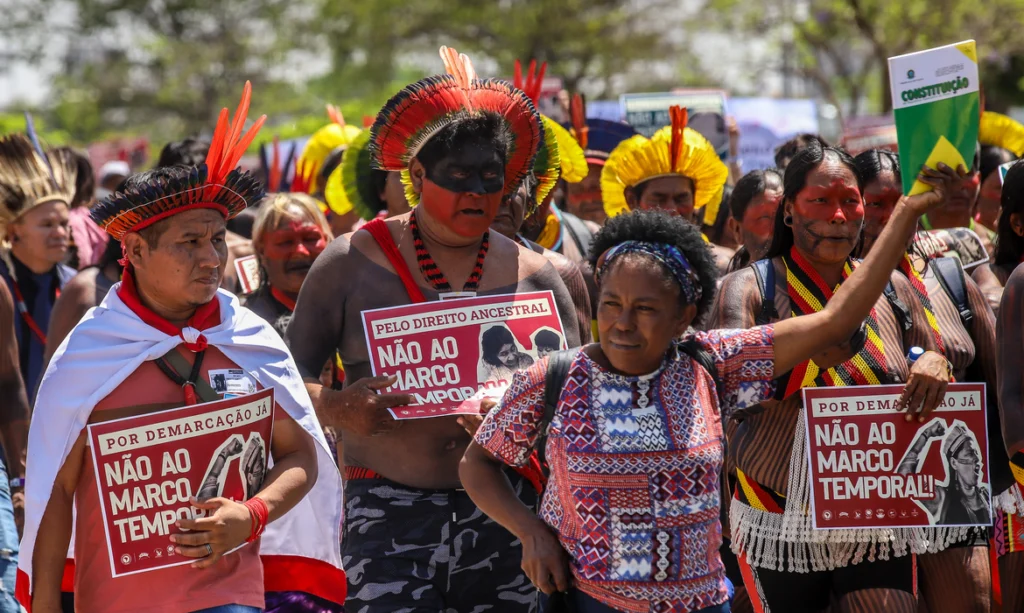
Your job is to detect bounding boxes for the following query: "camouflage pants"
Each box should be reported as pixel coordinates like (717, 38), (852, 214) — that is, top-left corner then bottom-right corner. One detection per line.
(342, 471), (538, 613)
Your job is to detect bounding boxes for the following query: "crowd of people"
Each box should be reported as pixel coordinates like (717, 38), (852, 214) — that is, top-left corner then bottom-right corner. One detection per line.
(0, 44), (1020, 613)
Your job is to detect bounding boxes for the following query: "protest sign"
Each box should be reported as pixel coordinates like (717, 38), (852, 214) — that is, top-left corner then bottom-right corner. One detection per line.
(233, 254), (260, 295)
(727, 97), (820, 171)
(889, 41), (979, 196)
(362, 291), (566, 420)
(803, 383), (990, 529)
(87, 389), (274, 577)
(621, 90), (727, 142)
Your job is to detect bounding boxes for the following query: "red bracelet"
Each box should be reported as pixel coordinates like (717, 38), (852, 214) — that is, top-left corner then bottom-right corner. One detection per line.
(244, 497), (269, 543)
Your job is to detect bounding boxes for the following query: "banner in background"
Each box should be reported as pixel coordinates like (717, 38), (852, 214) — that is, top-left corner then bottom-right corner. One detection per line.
(88, 389), (275, 577)
(727, 97), (819, 171)
(362, 292), (566, 420)
(621, 90), (728, 147)
(803, 383), (990, 530)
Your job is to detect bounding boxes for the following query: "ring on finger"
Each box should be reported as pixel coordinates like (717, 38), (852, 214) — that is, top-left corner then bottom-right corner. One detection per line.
(205, 543), (213, 557)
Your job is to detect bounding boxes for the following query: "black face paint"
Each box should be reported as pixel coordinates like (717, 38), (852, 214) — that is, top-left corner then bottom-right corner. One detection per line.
(423, 139), (505, 195)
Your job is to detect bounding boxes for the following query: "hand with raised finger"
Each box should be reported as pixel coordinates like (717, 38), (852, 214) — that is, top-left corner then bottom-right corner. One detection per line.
(334, 375), (414, 436)
(520, 520), (571, 595)
(898, 351), (950, 422)
(172, 497), (253, 569)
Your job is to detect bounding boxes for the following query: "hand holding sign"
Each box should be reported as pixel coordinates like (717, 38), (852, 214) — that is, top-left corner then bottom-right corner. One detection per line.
(897, 350), (950, 422)
(333, 375), (413, 436)
(906, 163), (966, 216)
(172, 496), (252, 569)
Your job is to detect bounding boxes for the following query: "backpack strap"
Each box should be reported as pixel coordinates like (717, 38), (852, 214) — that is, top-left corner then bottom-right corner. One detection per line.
(560, 212), (595, 259)
(535, 350), (576, 463)
(929, 256), (974, 329)
(750, 259), (777, 325)
(678, 339), (724, 401)
(883, 281), (913, 332)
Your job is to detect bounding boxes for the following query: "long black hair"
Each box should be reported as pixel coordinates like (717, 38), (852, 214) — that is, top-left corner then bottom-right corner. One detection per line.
(763, 142), (862, 259)
(995, 159), (1024, 269)
(729, 169), (783, 222)
(981, 145), (1016, 183)
(853, 149), (900, 186)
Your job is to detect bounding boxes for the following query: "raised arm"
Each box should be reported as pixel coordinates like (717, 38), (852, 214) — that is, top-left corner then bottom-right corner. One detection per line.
(772, 165), (955, 377)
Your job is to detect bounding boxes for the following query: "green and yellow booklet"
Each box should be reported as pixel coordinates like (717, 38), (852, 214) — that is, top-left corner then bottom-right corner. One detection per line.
(889, 41), (979, 196)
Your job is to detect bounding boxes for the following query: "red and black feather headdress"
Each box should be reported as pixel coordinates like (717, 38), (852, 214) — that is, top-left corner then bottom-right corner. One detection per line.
(368, 46), (541, 202)
(91, 82), (267, 240)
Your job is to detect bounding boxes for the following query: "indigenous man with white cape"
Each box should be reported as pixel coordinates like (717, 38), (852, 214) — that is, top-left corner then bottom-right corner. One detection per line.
(16, 83), (345, 613)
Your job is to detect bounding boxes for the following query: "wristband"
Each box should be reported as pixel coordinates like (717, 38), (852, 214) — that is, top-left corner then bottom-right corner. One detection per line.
(244, 497), (269, 543)
(8, 478), (24, 489)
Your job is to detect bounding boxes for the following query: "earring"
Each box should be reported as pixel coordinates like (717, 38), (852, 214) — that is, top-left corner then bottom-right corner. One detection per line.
(784, 215), (793, 226)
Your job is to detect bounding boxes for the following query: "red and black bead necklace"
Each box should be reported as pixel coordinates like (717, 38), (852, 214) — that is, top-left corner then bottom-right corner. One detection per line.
(409, 210), (488, 294)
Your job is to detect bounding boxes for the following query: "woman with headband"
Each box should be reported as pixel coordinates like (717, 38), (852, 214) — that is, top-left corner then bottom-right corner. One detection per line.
(461, 147), (953, 613)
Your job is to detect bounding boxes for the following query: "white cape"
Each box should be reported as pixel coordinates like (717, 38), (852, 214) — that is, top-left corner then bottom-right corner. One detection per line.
(17, 285), (344, 605)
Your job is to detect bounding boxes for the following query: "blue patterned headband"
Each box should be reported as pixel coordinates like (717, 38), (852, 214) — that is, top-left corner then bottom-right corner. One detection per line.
(597, 240), (703, 305)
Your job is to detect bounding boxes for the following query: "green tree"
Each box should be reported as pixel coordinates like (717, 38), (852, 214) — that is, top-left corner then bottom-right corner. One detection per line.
(314, 0), (687, 102)
(702, 0), (1024, 116)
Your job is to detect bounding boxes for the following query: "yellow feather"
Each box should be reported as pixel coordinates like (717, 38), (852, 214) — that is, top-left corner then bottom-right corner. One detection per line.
(980, 111), (1024, 157)
(600, 126), (727, 221)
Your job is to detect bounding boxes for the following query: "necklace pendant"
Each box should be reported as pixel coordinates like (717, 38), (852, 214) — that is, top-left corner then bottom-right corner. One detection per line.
(438, 291), (477, 300)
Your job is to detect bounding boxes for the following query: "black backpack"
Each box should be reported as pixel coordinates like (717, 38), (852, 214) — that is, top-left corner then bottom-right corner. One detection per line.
(533, 344), (722, 465)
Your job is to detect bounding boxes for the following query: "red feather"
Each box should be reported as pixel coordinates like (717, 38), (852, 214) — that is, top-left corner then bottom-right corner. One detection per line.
(203, 81), (266, 200)
(570, 93), (588, 149)
(513, 58), (546, 104)
(669, 105), (687, 171)
(269, 135), (281, 192)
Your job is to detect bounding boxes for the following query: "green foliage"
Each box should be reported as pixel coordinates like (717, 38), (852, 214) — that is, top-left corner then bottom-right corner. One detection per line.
(700, 0), (1024, 116)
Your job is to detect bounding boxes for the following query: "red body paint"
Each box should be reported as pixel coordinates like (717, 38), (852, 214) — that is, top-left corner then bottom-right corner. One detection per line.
(420, 177), (501, 238)
(262, 221), (326, 261)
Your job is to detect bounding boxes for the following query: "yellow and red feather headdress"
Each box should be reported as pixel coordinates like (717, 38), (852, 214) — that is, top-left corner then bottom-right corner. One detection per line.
(369, 46), (542, 207)
(601, 105), (727, 224)
(92, 82), (266, 240)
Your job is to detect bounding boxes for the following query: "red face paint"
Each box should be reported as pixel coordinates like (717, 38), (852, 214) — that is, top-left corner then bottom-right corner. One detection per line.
(262, 221), (326, 262)
(793, 179), (865, 224)
(742, 191), (782, 240)
(420, 176), (502, 237)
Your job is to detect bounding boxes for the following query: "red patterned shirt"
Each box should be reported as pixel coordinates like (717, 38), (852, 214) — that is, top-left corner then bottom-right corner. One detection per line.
(475, 327), (777, 612)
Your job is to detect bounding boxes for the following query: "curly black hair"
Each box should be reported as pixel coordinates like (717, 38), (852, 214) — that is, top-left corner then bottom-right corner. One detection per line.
(588, 210), (718, 320)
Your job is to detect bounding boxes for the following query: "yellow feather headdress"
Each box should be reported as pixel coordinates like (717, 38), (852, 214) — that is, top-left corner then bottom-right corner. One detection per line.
(295, 105), (363, 195)
(0, 134), (77, 228)
(601, 106), (727, 223)
(979, 111), (1024, 157)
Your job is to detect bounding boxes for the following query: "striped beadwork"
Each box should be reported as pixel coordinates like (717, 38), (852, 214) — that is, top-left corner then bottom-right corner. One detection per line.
(409, 210), (488, 294)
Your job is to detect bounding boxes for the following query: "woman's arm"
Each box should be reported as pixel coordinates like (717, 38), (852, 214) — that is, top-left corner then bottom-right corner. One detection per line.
(460, 442), (570, 595)
(772, 164), (956, 377)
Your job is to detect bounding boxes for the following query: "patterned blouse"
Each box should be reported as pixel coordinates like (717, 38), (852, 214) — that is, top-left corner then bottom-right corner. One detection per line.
(475, 327), (777, 612)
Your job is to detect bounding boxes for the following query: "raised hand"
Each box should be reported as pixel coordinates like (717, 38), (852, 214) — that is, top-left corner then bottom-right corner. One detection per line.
(904, 162), (967, 217)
